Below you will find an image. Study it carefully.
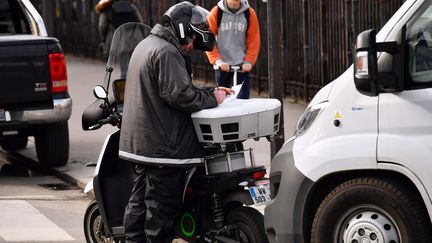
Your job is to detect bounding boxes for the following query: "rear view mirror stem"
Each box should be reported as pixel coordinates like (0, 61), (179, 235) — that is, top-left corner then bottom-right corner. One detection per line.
(106, 66), (113, 95)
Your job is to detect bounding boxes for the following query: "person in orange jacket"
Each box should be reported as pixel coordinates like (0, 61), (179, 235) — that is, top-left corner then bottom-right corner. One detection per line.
(206, 0), (260, 99)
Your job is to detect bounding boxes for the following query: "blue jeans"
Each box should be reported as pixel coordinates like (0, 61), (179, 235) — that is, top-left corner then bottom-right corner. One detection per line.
(215, 70), (250, 99)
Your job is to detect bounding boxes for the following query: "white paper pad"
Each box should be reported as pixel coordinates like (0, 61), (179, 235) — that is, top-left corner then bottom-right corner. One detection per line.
(222, 83), (243, 104)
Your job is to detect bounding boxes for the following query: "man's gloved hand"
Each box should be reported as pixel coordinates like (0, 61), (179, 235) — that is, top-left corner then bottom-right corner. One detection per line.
(214, 87), (235, 104)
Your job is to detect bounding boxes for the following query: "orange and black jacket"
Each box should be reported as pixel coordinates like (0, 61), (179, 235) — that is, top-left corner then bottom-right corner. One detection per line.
(206, 0), (260, 66)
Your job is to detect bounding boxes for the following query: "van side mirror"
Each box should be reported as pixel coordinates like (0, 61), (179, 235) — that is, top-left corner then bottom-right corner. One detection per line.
(354, 28), (405, 96)
(354, 29), (379, 95)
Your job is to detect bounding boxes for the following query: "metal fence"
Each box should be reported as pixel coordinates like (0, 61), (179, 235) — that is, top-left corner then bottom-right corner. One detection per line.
(298, 0), (404, 101)
(32, 0), (403, 102)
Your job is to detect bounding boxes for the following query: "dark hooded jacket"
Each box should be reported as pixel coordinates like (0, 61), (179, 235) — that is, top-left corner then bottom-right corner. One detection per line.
(119, 24), (217, 166)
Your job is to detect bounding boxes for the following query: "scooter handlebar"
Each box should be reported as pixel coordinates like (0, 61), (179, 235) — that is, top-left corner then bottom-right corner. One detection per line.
(98, 117), (112, 126)
(98, 113), (120, 127)
(214, 65), (243, 72)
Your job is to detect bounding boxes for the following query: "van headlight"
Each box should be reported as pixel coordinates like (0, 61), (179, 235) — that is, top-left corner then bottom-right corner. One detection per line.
(296, 102), (328, 136)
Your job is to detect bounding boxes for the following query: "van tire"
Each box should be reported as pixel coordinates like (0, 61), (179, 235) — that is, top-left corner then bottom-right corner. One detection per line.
(35, 122), (69, 167)
(1, 136), (28, 151)
(311, 177), (432, 243)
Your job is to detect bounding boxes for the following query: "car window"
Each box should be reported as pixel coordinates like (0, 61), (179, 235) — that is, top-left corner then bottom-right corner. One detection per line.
(0, 0), (31, 35)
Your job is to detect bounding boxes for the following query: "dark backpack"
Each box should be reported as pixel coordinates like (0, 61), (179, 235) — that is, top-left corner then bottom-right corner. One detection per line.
(216, 6), (251, 34)
(109, 1), (139, 28)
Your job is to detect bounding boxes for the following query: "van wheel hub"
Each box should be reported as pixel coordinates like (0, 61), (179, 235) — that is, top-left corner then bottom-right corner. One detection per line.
(339, 208), (400, 243)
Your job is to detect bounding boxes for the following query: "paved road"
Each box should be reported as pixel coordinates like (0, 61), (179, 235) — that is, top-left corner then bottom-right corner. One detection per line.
(0, 56), (112, 243)
(0, 154), (89, 243)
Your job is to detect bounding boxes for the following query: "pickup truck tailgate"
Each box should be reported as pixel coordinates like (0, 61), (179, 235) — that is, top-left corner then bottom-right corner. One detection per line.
(0, 35), (58, 110)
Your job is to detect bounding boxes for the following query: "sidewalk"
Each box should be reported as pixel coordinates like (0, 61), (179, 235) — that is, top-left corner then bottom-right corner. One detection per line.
(47, 99), (306, 190)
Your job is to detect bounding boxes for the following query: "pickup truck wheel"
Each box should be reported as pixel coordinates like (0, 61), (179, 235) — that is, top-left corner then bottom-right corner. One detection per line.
(35, 122), (69, 167)
(1, 136), (28, 151)
(311, 177), (432, 243)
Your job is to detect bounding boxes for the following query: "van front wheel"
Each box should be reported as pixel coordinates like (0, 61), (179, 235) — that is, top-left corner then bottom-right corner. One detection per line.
(311, 177), (432, 243)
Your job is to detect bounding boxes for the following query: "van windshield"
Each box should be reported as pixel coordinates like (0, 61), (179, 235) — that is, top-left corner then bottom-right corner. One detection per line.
(407, 2), (432, 84)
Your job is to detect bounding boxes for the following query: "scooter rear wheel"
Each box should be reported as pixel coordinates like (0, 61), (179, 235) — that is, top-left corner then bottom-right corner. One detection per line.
(84, 200), (115, 243)
(225, 206), (269, 243)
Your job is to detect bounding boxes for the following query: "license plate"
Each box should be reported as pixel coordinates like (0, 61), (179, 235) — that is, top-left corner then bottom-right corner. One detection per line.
(0, 109), (5, 122)
(249, 181), (271, 206)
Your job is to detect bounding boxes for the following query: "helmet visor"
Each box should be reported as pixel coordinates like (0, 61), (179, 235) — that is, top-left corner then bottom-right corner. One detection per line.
(190, 6), (215, 51)
(191, 5), (210, 27)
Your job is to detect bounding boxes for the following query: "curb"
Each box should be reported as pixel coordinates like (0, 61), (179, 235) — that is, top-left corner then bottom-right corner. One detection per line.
(5, 151), (94, 196)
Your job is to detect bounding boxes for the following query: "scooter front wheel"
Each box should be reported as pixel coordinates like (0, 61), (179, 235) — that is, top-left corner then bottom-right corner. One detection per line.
(225, 206), (269, 243)
(84, 200), (115, 243)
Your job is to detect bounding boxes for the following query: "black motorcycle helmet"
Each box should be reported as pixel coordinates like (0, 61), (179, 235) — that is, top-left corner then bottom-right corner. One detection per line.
(162, 1), (215, 51)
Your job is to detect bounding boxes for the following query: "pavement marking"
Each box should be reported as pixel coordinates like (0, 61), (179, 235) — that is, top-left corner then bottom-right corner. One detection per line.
(0, 200), (75, 241)
(0, 195), (56, 200)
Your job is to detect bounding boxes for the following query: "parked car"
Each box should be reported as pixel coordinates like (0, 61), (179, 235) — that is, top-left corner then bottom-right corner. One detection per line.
(0, 0), (71, 167)
(265, 0), (432, 242)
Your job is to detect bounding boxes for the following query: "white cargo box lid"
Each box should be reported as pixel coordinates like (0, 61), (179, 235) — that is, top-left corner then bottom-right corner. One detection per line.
(192, 98), (281, 143)
(192, 98), (280, 118)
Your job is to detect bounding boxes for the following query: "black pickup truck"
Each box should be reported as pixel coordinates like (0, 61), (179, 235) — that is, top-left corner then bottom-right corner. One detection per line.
(0, 0), (71, 167)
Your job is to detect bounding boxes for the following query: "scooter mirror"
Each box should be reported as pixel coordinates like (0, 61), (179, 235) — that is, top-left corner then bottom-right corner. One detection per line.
(82, 99), (109, 131)
(94, 85), (108, 99)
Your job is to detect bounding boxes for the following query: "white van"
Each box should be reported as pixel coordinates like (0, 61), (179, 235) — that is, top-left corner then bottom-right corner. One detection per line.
(265, 0), (432, 242)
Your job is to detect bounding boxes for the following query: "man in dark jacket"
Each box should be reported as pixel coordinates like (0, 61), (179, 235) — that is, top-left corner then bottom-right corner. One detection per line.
(119, 2), (232, 242)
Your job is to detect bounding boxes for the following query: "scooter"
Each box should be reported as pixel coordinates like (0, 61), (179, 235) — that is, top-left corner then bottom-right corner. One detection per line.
(81, 23), (273, 243)
(82, 124), (270, 243)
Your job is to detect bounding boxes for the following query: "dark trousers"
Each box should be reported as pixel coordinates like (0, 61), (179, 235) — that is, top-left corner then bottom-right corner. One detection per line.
(215, 70), (250, 99)
(123, 164), (186, 243)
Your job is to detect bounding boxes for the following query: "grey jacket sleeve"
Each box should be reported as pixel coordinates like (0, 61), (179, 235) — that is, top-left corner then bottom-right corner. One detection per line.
(156, 49), (218, 113)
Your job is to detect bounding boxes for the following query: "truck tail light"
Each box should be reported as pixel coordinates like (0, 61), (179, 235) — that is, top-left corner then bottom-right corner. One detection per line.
(253, 171), (266, 179)
(49, 53), (68, 93)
